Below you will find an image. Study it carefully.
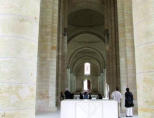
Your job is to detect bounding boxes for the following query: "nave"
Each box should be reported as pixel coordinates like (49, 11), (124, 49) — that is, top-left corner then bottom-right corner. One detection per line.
(0, 0), (153, 118)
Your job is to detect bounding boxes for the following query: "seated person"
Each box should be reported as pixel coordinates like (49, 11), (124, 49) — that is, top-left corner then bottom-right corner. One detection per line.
(83, 92), (89, 99)
(64, 88), (73, 99)
(97, 94), (103, 99)
(80, 93), (83, 99)
(71, 93), (74, 99)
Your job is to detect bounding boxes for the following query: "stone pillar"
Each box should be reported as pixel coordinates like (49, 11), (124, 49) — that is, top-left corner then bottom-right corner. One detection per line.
(70, 73), (73, 92)
(117, 0), (137, 112)
(36, 0), (58, 112)
(67, 68), (71, 90)
(104, 0), (120, 93)
(73, 74), (76, 92)
(103, 69), (109, 98)
(70, 73), (76, 92)
(0, 0), (40, 118)
(102, 72), (105, 96)
(57, 0), (68, 101)
(101, 73), (105, 94)
(132, 0), (154, 117)
(91, 76), (97, 92)
(98, 73), (104, 94)
(98, 75), (101, 93)
(76, 76), (83, 92)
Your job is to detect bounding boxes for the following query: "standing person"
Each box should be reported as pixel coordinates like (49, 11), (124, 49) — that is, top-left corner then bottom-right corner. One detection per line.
(111, 87), (122, 118)
(125, 88), (134, 117)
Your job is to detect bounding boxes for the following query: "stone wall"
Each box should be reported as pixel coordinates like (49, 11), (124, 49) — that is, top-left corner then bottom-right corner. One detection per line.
(0, 0), (40, 117)
(132, 0), (154, 117)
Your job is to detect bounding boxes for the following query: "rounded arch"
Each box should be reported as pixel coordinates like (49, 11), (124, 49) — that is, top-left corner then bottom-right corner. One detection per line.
(68, 47), (105, 69)
(71, 56), (102, 74)
(68, 31), (105, 43)
(70, 55), (102, 72)
(68, 9), (104, 27)
(68, 2), (104, 16)
(72, 59), (100, 75)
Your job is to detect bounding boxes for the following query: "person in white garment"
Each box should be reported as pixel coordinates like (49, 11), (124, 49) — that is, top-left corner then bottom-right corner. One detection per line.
(111, 87), (122, 118)
(125, 88), (134, 117)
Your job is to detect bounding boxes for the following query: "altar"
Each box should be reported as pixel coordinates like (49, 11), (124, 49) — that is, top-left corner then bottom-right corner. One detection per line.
(61, 100), (118, 118)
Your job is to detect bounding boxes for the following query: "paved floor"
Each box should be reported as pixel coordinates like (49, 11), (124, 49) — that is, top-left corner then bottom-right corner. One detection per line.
(36, 112), (138, 118)
(36, 111), (60, 118)
(121, 114), (138, 118)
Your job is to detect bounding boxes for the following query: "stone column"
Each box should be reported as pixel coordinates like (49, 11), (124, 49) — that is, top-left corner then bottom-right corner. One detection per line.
(36, 0), (58, 112)
(117, 0), (137, 112)
(70, 73), (73, 92)
(98, 75), (101, 93)
(0, 0), (40, 118)
(70, 73), (76, 92)
(98, 73), (104, 94)
(132, 0), (154, 117)
(105, 0), (120, 93)
(100, 73), (105, 94)
(73, 74), (76, 92)
(67, 68), (71, 90)
(76, 76), (83, 92)
(103, 69), (109, 98)
(92, 76), (98, 92)
(57, 0), (68, 101)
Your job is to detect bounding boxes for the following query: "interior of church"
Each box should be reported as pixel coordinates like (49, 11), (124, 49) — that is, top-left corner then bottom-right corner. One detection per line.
(36, 0), (137, 117)
(0, 0), (154, 118)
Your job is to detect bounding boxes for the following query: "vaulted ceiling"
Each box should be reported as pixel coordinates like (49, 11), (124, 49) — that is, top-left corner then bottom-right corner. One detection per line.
(63, 0), (120, 93)
(67, 0), (106, 77)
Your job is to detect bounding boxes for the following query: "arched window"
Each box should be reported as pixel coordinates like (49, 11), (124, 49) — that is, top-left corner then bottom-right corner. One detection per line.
(83, 80), (88, 91)
(84, 62), (90, 75)
(83, 79), (91, 91)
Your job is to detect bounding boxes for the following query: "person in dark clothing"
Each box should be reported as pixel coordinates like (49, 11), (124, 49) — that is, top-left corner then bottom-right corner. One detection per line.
(97, 94), (102, 99)
(125, 88), (134, 117)
(64, 89), (73, 99)
(89, 93), (92, 99)
(71, 93), (74, 99)
(83, 92), (89, 99)
(80, 93), (83, 99)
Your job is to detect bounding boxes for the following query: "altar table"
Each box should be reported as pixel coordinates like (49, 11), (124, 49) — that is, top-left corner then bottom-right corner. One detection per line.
(61, 100), (118, 118)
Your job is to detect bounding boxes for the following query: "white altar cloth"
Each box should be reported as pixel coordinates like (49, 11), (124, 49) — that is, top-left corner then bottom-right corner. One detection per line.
(61, 100), (118, 118)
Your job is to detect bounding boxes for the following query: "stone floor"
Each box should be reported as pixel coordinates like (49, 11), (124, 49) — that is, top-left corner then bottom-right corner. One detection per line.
(36, 111), (138, 118)
(36, 111), (60, 118)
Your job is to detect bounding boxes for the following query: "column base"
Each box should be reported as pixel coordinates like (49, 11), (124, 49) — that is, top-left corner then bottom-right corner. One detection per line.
(36, 107), (57, 114)
(36, 100), (57, 113)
